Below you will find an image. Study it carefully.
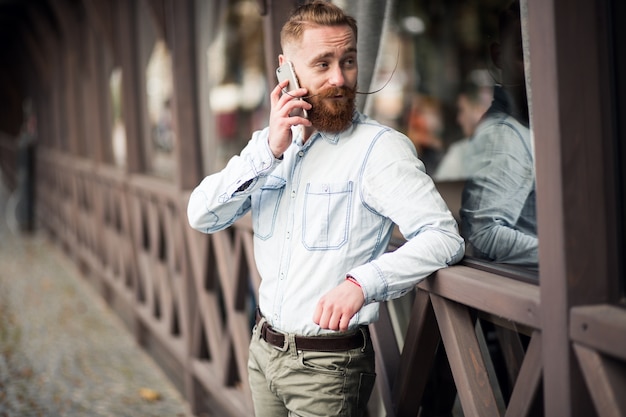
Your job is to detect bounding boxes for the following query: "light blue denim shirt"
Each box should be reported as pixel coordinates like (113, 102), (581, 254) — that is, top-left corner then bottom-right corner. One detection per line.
(460, 86), (538, 267)
(188, 111), (464, 335)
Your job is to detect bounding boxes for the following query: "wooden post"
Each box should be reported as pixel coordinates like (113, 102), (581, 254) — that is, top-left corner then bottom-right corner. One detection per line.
(50, 0), (84, 156)
(528, 0), (616, 414)
(260, 0), (298, 90)
(168, 0), (203, 189)
(115, 0), (146, 174)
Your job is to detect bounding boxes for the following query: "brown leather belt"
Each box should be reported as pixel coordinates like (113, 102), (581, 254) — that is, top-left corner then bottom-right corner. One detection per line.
(255, 309), (365, 352)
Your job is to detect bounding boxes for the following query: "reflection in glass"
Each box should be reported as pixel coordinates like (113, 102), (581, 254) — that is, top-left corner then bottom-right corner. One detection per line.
(146, 40), (175, 179)
(460, 1), (538, 269)
(434, 80), (492, 181)
(367, 0), (536, 271)
(109, 67), (126, 168)
(369, 1), (502, 178)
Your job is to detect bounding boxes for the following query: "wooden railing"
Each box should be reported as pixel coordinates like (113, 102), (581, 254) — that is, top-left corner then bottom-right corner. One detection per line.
(570, 305), (626, 417)
(37, 149), (255, 415)
(34, 148), (562, 417)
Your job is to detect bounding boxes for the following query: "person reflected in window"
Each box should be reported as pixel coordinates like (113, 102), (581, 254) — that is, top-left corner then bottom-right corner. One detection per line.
(434, 80), (492, 181)
(460, 0), (538, 268)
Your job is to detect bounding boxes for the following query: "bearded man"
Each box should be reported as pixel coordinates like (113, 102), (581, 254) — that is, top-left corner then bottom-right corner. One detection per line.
(187, 2), (464, 416)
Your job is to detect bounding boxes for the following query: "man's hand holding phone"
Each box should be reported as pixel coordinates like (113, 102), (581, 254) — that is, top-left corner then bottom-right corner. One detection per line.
(276, 61), (309, 119)
(268, 63), (312, 159)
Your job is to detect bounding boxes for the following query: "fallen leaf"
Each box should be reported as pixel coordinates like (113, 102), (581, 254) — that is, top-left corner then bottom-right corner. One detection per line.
(139, 387), (162, 402)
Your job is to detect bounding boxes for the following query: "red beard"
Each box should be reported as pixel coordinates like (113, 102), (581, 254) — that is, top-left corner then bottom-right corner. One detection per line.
(305, 86), (356, 133)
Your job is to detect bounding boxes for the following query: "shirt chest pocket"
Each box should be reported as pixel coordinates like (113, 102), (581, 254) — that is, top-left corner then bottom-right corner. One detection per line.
(252, 175), (286, 240)
(303, 181), (353, 250)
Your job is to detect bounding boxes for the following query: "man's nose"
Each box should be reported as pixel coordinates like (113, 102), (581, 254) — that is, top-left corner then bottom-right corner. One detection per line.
(328, 66), (345, 87)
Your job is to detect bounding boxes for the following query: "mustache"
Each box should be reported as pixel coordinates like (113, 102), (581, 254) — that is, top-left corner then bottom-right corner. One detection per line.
(315, 86), (356, 99)
(302, 86), (357, 109)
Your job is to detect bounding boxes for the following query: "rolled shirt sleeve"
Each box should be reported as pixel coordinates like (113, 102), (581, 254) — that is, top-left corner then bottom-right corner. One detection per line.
(187, 128), (281, 233)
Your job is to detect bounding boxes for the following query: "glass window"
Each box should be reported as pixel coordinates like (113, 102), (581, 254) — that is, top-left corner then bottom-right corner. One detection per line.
(372, 0), (538, 275)
(205, 0), (268, 171)
(146, 40), (176, 179)
(109, 67), (126, 168)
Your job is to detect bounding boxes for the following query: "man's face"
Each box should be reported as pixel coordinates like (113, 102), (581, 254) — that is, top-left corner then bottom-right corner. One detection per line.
(281, 25), (358, 133)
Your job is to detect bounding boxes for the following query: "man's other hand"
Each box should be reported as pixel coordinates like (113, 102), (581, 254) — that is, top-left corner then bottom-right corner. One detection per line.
(313, 280), (365, 331)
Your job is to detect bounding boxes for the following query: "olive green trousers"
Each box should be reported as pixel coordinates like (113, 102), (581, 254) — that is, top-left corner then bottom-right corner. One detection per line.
(247, 318), (376, 417)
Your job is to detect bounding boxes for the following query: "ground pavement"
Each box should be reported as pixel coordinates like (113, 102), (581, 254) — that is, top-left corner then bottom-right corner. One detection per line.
(0, 176), (197, 417)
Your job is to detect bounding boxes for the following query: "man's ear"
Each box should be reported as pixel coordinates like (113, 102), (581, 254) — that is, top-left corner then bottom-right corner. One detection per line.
(490, 42), (502, 70)
(278, 54), (286, 66)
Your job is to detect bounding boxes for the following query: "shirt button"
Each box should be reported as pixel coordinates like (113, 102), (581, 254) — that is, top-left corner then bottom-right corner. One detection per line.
(291, 190), (296, 198)
(298, 151), (304, 157)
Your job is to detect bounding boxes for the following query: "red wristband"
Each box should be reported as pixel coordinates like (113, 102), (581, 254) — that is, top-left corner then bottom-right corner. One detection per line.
(346, 276), (361, 288)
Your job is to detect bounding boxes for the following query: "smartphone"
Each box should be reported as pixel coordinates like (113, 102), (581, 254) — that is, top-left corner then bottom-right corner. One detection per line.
(276, 61), (308, 118)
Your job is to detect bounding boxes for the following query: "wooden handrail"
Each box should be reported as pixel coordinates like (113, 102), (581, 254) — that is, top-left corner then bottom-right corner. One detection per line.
(421, 265), (541, 329)
(570, 304), (626, 361)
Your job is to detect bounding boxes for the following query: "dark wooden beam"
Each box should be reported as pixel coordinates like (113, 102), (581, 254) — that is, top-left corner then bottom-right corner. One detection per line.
(573, 344), (626, 417)
(391, 290), (439, 417)
(49, 0), (85, 155)
(114, 0), (145, 173)
(145, 0), (167, 43)
(82, 0), (116, 59)
(26, 4), (62, 150)
(167, 0), (203, 189)
(260, 0), (297, 90)
(505, 331), (543, 417)
(431, 294), (499, 417)
(528, 0), (614, 414)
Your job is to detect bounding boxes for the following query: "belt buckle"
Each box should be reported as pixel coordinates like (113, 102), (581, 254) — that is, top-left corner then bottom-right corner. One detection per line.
(273, 332), (289, 352)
